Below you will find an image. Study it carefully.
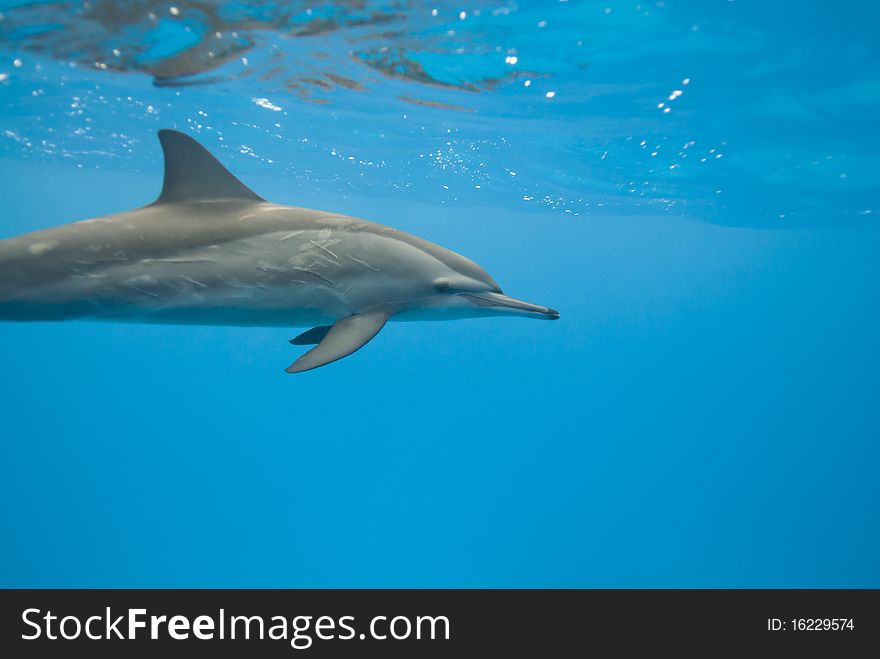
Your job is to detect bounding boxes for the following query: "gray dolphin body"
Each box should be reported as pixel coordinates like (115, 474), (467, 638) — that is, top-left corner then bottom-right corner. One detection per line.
(0, 129), (558, 372)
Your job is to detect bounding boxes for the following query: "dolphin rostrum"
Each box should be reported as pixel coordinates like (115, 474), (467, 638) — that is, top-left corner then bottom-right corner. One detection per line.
(0, 129), (559, 372)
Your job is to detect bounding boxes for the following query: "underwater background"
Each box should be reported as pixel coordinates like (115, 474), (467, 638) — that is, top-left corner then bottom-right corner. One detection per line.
(1, 1), (878, 587)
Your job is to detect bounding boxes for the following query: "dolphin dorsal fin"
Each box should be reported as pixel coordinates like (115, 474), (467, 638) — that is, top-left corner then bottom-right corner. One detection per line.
(154, 129), (265, 204)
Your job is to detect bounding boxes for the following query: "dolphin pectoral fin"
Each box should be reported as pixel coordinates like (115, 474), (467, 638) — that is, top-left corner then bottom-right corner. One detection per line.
(285, 310), (390, 373)
(289, 325), (332, 345)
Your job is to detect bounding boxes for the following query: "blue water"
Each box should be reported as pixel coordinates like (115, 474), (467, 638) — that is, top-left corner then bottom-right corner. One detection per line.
(1, 1), (878, 587)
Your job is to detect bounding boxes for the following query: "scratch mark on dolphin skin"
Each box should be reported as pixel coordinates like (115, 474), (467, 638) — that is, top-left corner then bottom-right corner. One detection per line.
(180, 275), (207, 288)
(142, 257), (217, 264)
(69, 267), (105, 278)
(125, 285), (160, 298)
(309, 240), (338, 259)
(279, 231), (304, 241)
(72, 257), (127, 266)
(290, 267), (335, 286)
(258, 263), (286, 273)
(127, 275), (157, 285)
(238, 214), (257, 221)
(29, 240), (59, 255)
(346, 255), (380, 272)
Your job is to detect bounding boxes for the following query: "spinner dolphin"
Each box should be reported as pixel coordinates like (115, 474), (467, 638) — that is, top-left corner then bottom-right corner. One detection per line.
(0, 130), (559, 372)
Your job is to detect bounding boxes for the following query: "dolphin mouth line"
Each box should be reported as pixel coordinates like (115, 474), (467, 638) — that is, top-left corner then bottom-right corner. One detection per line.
(460, 292), (560, 320)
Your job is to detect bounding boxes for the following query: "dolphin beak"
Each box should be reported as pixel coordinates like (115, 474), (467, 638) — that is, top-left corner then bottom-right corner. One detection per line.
(461, 292), (560, 320)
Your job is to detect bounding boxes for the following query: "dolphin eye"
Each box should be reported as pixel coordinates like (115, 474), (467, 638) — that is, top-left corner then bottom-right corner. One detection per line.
(434, 279), (452, 293)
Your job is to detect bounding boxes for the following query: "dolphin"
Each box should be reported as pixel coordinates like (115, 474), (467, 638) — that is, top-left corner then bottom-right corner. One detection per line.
(0, 129), (559, 372)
